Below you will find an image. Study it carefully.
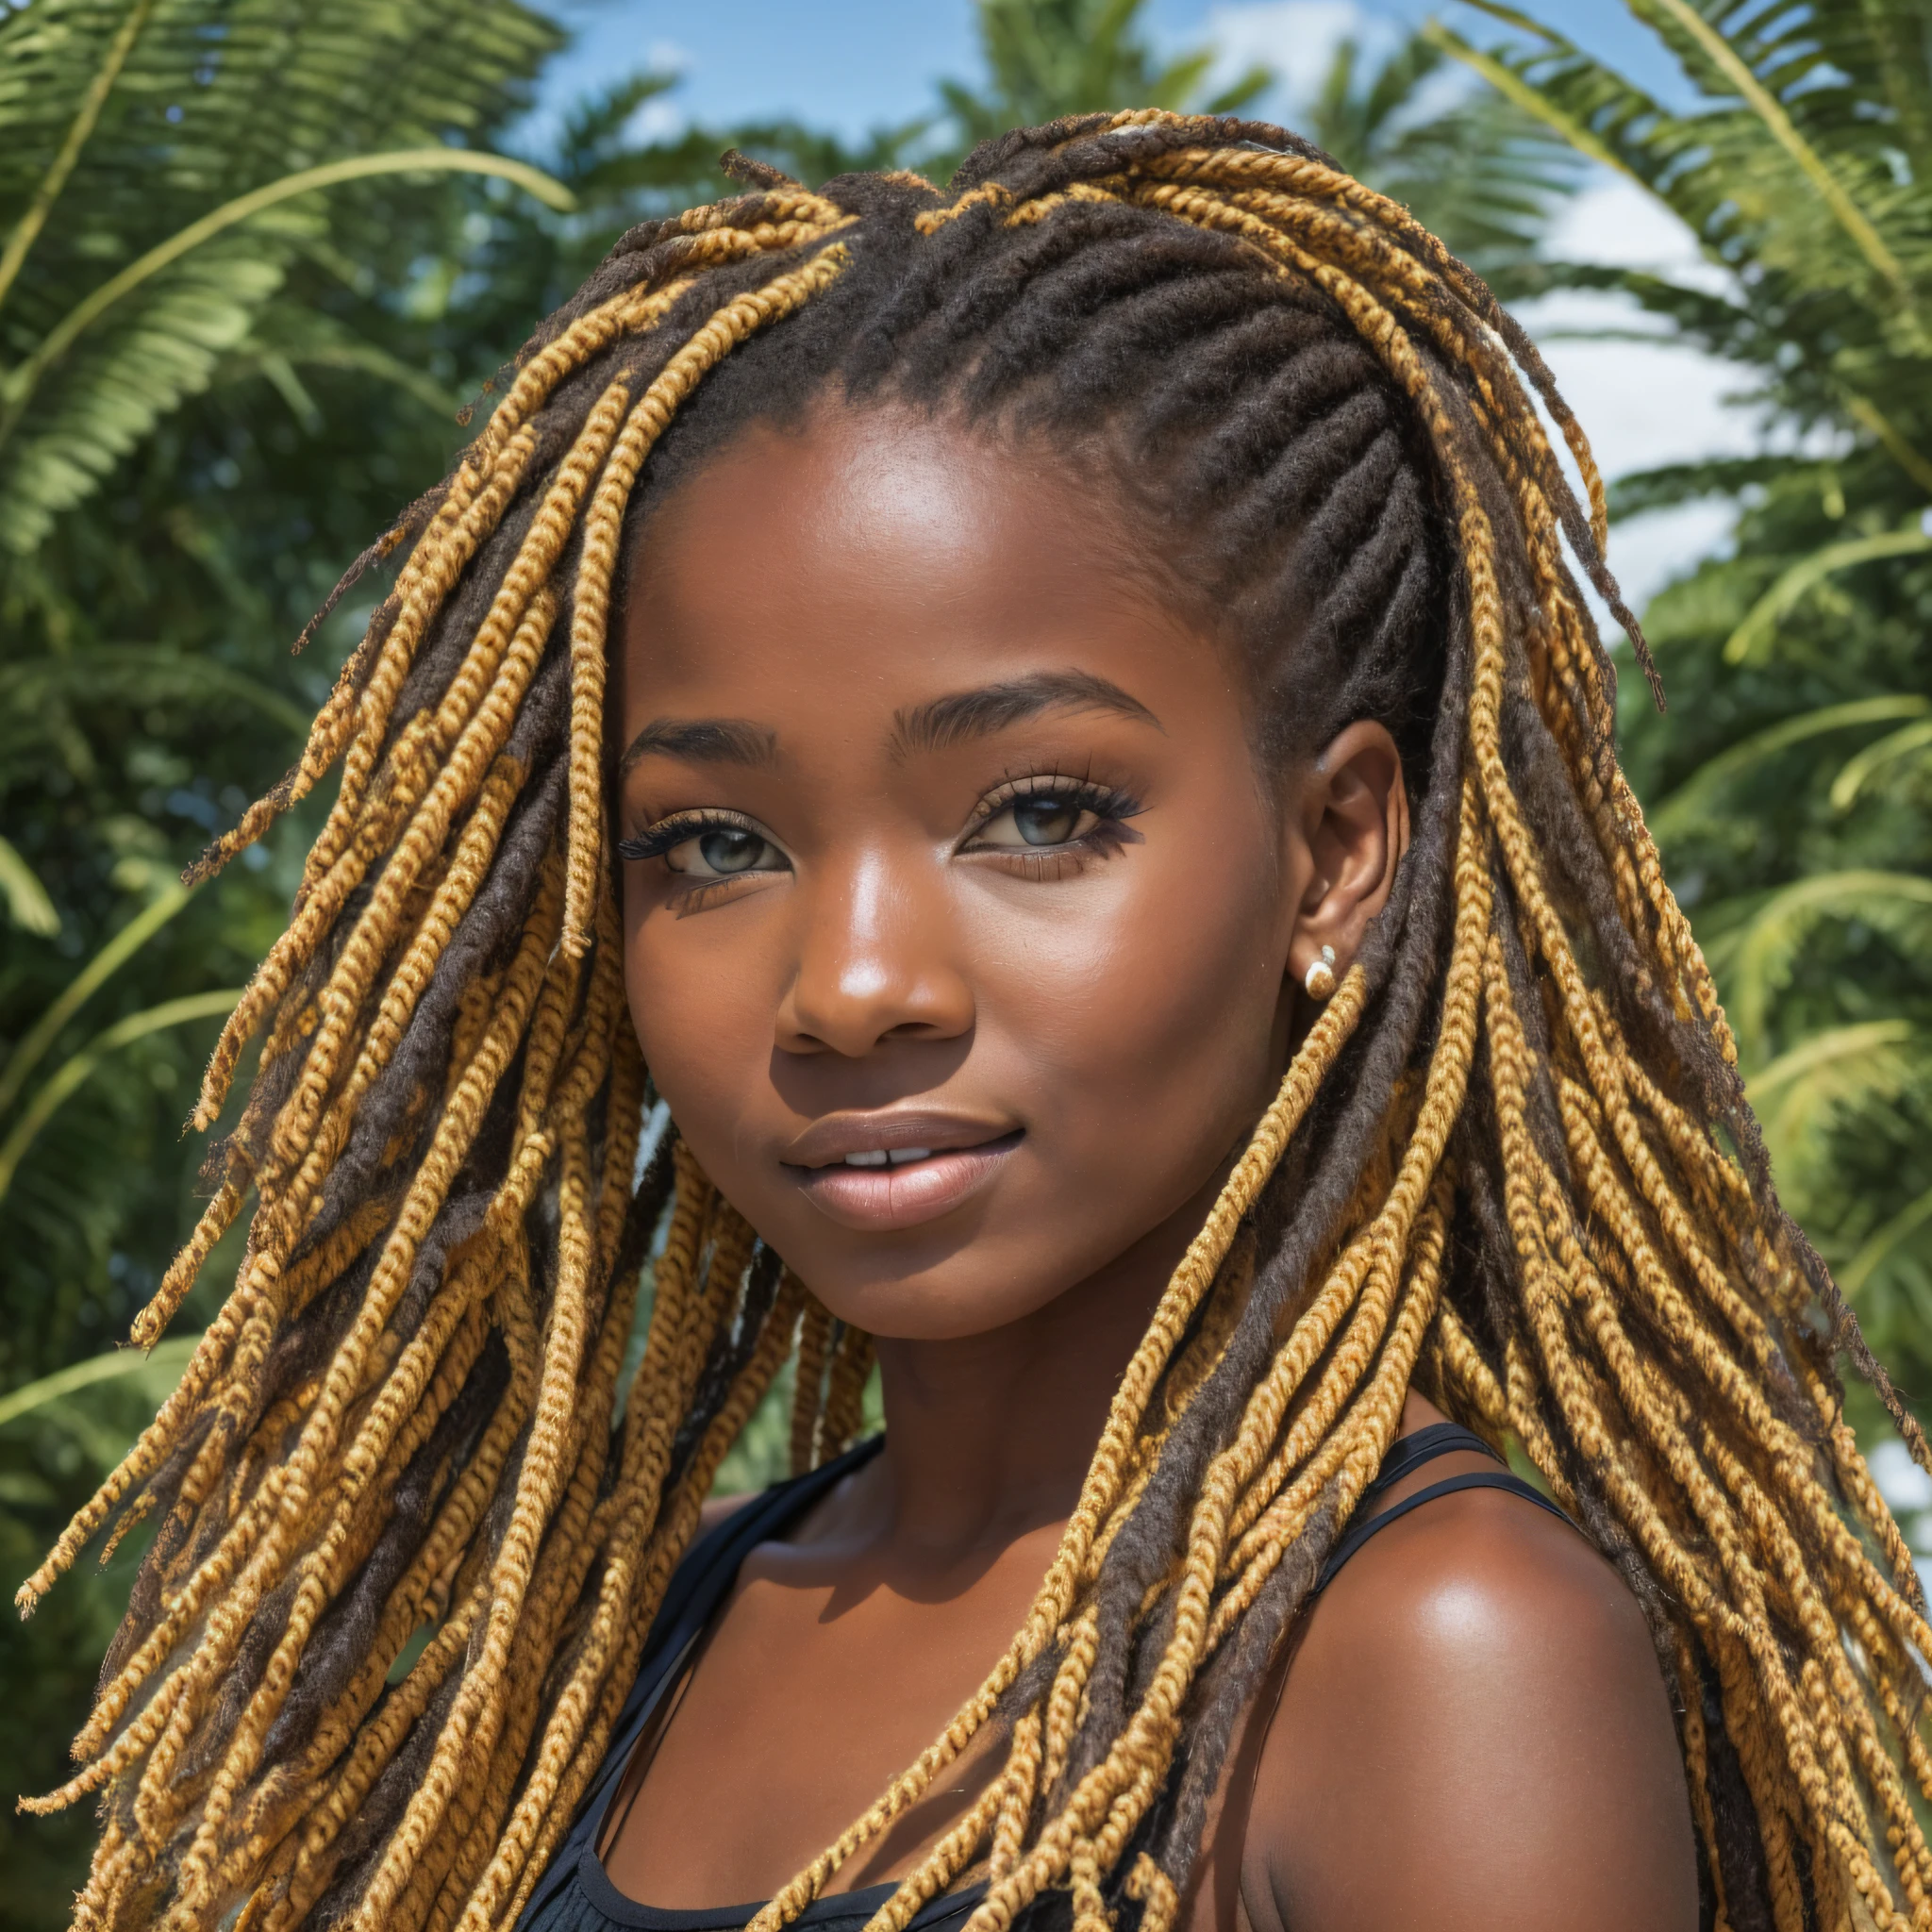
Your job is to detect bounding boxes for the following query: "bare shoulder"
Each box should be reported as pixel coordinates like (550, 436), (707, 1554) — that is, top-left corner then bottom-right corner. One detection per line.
(696, 1490), (758, 1536)
(1241, 1476), (1699, 1932)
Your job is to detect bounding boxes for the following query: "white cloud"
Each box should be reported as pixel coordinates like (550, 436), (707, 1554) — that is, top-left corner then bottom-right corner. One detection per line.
(1542, 174), (1731, 292)
(1507, 176), (1776, 609)
(623, 96), (687, 145)
(1528, 330), (1763, 485)
(1201, 1), (1391, 104)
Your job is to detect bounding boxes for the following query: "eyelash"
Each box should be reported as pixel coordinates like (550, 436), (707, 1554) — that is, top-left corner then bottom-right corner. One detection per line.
(961, 773), (1143, 858)
(614, 774), (1144, 880)
(615, 809), (761, 865)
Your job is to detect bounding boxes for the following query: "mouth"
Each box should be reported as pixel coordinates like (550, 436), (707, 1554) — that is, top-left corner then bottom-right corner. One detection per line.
(782, 1117), (1024, 1232)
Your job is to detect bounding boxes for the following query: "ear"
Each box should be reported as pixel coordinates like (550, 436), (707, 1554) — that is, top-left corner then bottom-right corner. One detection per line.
(1284, 720), (1409, 998)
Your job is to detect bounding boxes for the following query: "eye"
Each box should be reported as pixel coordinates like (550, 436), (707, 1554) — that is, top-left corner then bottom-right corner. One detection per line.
(617, 811), (791, 881)
(974, 792), (1103, 849)
(666, 825), (787, 877)
(963, 778), (1141, 856)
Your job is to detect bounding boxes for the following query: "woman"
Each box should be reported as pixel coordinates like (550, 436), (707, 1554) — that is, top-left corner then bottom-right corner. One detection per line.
(21, 113), (1932, 1932)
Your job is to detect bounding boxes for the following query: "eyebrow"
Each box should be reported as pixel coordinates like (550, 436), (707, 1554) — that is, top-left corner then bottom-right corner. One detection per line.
(891, 671), (1161, 758)
(618, 716), (779, 775)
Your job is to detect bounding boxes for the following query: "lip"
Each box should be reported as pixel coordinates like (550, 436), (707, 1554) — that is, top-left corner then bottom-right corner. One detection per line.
(782, 1111), (1023, 1232)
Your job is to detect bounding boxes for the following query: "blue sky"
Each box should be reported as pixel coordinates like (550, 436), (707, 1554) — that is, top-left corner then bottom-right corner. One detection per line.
(534, 2), (1692, 151)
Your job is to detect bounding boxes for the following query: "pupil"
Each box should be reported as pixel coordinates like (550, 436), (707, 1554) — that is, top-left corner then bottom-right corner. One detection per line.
(1016, 797), (1078, 846)
(700, 829), (758, 873)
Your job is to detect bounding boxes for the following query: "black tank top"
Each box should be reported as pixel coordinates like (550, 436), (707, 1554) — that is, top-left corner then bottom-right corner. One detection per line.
(516, 1424), (1566, 1932)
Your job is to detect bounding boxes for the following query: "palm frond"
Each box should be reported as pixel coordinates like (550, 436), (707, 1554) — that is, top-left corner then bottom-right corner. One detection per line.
(935, 0), (1267, 168)
(1629, 0), (1914, 304)
(0, 881), (192, 1117)
(1444, 0), (1932, 495)
(0, 987), (241, 1202)
(1307, 31), (1583, 287)
(0, 0), (564, 552)
(1748, 1018), (1924, 1191)
(1724, 528), (1932, 664)
(1705, 870), (1932, 1054)
(0, 644), (312, 738)
(1646, 694), (1929, 838)
(1833, 717), (1932, 809)
(0, 836), (60, 937)
(0, 1334), (197, 1429)
(1845, 1185), (1932, 1298)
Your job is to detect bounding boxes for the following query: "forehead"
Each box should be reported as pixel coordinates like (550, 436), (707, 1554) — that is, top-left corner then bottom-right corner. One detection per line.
(619, 401), (1227, 723)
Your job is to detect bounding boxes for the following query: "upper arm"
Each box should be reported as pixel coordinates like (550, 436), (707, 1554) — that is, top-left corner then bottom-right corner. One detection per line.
(1243, 1489), (1699, 1932)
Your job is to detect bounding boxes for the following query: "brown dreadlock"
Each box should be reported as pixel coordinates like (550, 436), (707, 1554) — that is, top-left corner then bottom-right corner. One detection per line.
(21, 111), (1932, 1932)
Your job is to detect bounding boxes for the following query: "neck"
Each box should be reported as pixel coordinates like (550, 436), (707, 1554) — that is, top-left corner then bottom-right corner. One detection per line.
(867, 1175), (1219, 1559)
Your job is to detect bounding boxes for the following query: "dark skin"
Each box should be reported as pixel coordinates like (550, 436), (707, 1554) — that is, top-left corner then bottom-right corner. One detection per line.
(606, 399), (1699, 1932)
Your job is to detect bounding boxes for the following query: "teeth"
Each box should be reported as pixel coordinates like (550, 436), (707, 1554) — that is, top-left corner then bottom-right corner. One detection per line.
(844, 1150), (889, 1167)
(841, 1147), (934, 1169)
(888, 1147), (932, 1165)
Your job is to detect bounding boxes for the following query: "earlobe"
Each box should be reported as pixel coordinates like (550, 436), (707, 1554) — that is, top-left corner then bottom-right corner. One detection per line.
(1284, 720), (1409, 998)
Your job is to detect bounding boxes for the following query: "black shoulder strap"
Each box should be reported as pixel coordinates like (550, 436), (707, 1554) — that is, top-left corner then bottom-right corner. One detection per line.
(1364, 1421), (1497, 1491)
(1313, 1429), (1572, 1595)
(517, 1435), (886, 1929)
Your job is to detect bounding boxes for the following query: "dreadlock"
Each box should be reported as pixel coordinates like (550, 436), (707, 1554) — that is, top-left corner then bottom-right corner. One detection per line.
(21, 110), (1932, 1932)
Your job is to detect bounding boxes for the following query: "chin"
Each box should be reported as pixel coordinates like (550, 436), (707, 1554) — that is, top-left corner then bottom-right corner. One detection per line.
(803, 1262), (1070, 1344)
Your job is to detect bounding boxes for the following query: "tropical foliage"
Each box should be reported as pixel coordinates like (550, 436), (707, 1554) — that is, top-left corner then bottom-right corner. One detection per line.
(0, 0), (582, 1913)
(1435, 0), (1932, 1426)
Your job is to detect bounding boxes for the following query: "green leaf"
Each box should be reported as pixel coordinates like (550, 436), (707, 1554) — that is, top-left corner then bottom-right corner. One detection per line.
(1311, 31), (1582, 283)
(5, 145), (572, 422)
(1646, 694), (1930, 839)
(0, 645), (313, 741)
(0, 880), (192, 1119)
(1629, 0), (1912, 307)
(1831, 716), (1932, 809)
(0, 836), (60, 937)
(0, 0), (569, 555)
(0, 0), (157, 314)
(1841, 1185), (1932, 1299)
(1443, 0), (1932, 491)
(929, 0), (1268, 172)
(0, 1334), (198, 1430)
(1723, 529), (1932, 664)
(0, 149), (570, 552)
(0, 988), (242, 1203)
(1425, 19), (1651, 192)
(1706, 871), (1932, 1057)
(1747, 1019), (1922, 1193)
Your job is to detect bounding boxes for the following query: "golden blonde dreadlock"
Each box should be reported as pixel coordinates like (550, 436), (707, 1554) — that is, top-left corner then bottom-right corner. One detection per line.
(20, 111), (1932, 1932)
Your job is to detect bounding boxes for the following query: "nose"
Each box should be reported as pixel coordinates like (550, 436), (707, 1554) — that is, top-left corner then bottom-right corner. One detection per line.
(775, 847), (974, 1058)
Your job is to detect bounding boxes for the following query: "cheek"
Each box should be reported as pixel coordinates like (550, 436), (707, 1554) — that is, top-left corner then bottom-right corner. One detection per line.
(621, 881), (772, 1174)
(613, 772), (1295, 1340)
(967, 794), (1289, 1179)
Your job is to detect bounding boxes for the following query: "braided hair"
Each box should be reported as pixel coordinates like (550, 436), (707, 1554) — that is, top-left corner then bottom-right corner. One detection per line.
(22, 112), (1932, 1932)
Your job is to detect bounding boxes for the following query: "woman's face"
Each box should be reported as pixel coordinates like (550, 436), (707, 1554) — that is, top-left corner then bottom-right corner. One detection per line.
(616, 400), (1395, 1341)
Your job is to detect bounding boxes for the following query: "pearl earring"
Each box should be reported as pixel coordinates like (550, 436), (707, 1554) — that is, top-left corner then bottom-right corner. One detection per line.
(1304, 944), (1338, 1001)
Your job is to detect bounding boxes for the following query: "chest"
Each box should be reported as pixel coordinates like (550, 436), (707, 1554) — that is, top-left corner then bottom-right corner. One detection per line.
(600, 1530), (1061, 1907)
